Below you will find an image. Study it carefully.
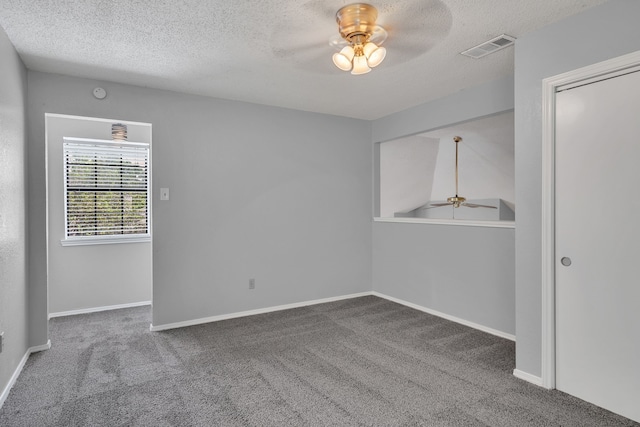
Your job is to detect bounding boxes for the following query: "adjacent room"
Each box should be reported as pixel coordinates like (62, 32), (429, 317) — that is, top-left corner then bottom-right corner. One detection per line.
(1, 0), (639, 425)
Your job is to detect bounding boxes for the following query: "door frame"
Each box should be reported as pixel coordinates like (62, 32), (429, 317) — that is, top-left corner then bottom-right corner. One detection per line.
(540, 50), (640, 389)
(44, 114), (154, 322)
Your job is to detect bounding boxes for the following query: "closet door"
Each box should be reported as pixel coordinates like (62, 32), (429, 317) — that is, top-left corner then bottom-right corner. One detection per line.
(555, 69), (640, 423)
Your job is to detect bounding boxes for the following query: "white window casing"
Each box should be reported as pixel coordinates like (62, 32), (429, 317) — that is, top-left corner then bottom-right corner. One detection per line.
(62, 137), (150, 246)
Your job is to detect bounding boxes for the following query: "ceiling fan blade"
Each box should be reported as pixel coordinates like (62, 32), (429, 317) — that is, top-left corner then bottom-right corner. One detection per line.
(268, 1), (341, 72)
(423, 202), (453, 209)
(376, 0), (452, 58)
(461, 203), (497, 209)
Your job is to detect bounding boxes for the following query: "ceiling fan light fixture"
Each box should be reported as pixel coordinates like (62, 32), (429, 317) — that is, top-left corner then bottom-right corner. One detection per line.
(333, 46), (355, 71)
(331, 3), (387, 75)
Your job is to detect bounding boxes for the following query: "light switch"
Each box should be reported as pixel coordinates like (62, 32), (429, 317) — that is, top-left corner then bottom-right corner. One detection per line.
(160, 188), (170, 200)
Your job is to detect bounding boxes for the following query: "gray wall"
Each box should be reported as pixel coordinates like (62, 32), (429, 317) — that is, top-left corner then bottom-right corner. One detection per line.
(373, 76), (515, 144)
(46, 116), (152, 314)
(0, 26), (28, 398)
(379, 135), (439, 217)
(514, 0), (640, 377)
(371, 75), (516, 336)
(373, 223), (515, 334)
(26, 72), (372, 335)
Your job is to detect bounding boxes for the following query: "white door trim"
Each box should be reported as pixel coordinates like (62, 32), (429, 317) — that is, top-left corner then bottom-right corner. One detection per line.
(540, 49), (640, 389)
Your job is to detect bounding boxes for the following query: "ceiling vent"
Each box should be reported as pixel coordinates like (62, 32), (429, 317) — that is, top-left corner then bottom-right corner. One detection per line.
(460, 34), (516, 59)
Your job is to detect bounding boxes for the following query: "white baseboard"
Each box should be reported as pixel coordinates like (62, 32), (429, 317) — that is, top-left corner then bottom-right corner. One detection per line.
(372, 292), (516, 341)
(150, 292), (372, 332)
(513, 369), (545, 387)
(151, 291), (516, 342)
(49, 301), (151, 319)
(29, 340), (52, 353)
(0, 340), (51, 410)
(0, 351), (29, 410)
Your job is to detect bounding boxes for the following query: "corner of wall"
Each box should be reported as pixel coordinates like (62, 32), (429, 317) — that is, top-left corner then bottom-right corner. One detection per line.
(0, 24), (31, 410)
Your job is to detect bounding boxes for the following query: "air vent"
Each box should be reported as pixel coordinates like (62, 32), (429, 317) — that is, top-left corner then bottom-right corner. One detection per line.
(461, 34), (516, 59)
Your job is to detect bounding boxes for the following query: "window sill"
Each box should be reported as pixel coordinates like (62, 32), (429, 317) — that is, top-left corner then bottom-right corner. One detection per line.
(373, 217), (515, 229)
(60, 235), (151, 246)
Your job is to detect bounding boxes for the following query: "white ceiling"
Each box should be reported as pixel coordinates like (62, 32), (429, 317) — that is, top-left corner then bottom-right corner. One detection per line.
(0, 0), (609, 119)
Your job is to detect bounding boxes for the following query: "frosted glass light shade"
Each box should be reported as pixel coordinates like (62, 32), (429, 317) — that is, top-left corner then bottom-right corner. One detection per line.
(111, 123), (127, 141)
(351, 54), (371, 75)
(364, 43), (386, 68)
(362, 42), (377, 57)
(332, 46), (355, 71)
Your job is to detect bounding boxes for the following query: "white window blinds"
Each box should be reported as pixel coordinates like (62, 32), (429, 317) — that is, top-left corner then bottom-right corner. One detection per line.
(63, 138), (150, 244)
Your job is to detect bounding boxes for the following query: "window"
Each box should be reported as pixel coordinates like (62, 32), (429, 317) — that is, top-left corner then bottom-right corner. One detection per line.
(62, 137), (150, 245)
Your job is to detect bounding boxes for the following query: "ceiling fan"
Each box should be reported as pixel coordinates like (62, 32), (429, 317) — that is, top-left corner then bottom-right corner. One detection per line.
(269, 0), (452, 72)
(426, 136), (497, 210)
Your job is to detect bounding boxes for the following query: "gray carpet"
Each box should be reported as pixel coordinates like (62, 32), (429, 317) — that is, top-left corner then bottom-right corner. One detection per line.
(0, 296), (637, 426)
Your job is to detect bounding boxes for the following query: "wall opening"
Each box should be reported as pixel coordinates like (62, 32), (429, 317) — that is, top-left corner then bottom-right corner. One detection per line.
(376, 111), (514, 223)
(45, 114), (152, 318)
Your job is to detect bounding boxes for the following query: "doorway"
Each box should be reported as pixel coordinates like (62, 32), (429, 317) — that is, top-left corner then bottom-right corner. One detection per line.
(555, 69), (640, 422)
(541, 51), (640, 423)
(45, 114), (152, 317)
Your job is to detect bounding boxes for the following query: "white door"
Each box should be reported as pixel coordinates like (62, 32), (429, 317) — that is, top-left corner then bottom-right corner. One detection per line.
(555, 69), (640, 423)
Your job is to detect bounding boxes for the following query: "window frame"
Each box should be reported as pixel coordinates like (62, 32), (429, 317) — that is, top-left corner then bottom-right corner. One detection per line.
(61, 137), (151, 246)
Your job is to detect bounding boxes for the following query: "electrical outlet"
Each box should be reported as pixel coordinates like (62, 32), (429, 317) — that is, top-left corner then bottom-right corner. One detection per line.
(249, 278), (255, 290)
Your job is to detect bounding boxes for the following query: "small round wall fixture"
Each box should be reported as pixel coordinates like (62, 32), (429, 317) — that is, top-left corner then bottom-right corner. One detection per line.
(93, 87), (107, 99)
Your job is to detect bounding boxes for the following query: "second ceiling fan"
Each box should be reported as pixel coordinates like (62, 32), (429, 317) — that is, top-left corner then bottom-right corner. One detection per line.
(426, 136), (497, 210)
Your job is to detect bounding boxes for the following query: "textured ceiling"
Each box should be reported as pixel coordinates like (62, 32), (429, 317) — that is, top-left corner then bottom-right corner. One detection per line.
(0, 0), (609, 119)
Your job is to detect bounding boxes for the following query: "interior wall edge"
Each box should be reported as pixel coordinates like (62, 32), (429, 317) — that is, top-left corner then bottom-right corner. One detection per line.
(513, 369), (545, 388)
(0, 23), (30, 409)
